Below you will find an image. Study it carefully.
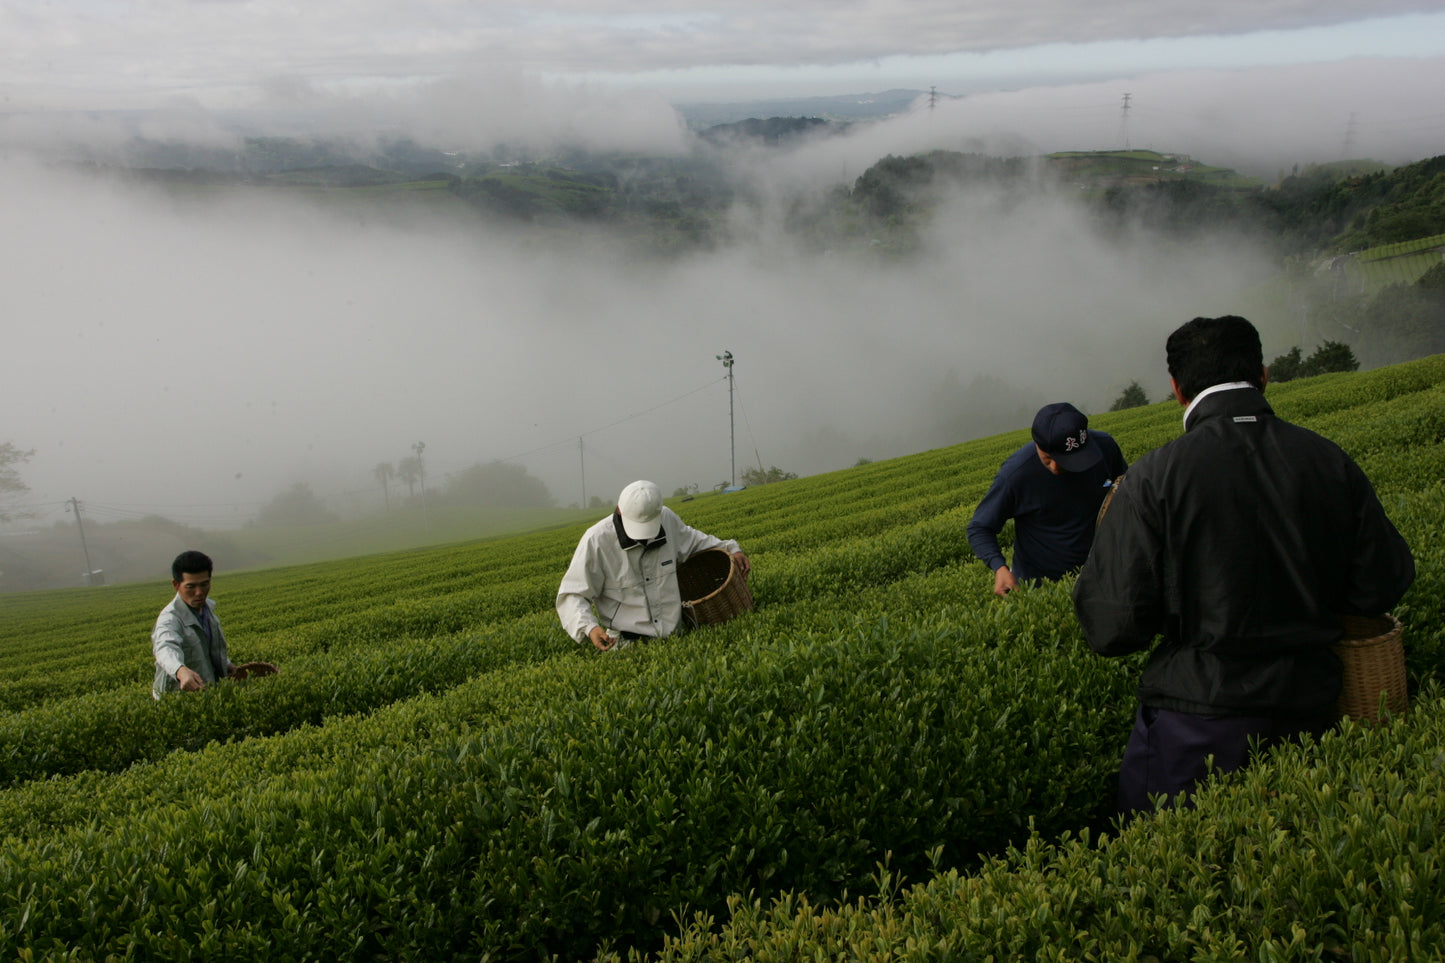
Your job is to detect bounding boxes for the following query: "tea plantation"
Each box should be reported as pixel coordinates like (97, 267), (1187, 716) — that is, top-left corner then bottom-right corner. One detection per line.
(1, 355), (1442, 961)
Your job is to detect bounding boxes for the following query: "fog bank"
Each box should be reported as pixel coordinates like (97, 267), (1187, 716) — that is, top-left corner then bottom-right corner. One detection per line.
(0, 144), (1281, 530)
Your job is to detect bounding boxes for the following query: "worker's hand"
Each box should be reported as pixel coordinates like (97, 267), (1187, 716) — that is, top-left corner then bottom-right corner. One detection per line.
(588, 626), (618, 651)
(730, 551), (751, 577)
(176, 666), (207, 691)
(993, 566), (1019, 597)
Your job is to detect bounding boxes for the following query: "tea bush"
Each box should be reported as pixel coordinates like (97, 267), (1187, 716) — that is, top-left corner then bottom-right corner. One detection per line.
(617, 684), (1445, 963)
(0, 353), (1439, 960)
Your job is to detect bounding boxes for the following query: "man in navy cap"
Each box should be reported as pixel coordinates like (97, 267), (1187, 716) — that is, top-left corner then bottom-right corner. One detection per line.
(967, 402), (1127, 595)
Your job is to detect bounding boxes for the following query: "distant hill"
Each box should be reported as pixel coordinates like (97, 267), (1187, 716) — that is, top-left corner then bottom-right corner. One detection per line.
(52, 134), (470, 177)
(675, 90), (926, 128)
(1045, 149), (1262, 190)
(697, 116), (843, 147)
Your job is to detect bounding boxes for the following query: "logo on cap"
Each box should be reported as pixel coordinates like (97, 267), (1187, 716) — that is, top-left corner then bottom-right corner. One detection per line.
(1032, 403), (1103, 472)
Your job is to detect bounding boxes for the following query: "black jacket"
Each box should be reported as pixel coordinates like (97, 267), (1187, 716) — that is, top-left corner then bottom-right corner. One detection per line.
(1073, 386), (1415, 718)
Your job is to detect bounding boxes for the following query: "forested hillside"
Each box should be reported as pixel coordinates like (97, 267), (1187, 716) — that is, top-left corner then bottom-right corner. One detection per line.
(112, 130), (1445, 265)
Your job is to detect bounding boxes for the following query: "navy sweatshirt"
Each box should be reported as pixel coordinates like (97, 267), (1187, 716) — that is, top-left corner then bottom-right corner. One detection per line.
(967, 432), (1126, 582)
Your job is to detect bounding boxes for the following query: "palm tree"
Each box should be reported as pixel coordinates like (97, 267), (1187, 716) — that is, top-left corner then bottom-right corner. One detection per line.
(372, 461), (395, 510)
(397, 456), (423, 498)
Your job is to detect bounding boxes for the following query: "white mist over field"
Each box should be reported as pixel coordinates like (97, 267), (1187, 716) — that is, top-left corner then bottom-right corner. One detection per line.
(2, 53), (1441, 527)
(0, 154), (1262, 526)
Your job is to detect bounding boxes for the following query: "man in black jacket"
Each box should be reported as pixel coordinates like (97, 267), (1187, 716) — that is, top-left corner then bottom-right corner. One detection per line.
(1073, 315), (1415, 817)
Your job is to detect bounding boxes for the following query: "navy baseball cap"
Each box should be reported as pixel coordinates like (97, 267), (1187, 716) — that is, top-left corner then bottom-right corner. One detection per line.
(1032, 402), (1103, 472)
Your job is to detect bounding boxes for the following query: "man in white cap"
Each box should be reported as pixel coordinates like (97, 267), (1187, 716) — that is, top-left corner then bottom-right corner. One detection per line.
(557, 480), (750, 650)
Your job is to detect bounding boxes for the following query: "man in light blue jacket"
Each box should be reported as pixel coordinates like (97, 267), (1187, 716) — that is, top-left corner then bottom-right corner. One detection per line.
(151, 550), (237, 698)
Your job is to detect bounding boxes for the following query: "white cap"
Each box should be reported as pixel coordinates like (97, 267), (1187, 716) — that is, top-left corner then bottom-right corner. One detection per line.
(617, 480), (663, 540)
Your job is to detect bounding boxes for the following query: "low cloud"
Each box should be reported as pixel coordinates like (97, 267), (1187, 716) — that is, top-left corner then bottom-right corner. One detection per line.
(0, 139), (1272, 525)
(3, 52), (1438, 525)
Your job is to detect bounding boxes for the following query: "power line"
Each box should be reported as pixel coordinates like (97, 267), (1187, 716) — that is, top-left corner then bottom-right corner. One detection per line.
(21, 374), (736, 525)
(731, 367), (767, 480)
(493, 375), (728, 464)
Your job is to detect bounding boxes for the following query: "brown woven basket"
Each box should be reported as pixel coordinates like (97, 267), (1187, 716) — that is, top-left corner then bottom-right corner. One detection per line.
(1334, 613), (1407, 724)
(677, 548), (753, 627)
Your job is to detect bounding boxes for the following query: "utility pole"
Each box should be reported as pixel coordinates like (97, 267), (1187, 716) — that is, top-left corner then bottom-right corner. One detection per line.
(716, 350), (735, 487)
(67, 497), (95, 585)
(1118, 92), (1132, 149)
(412, 441), (429, 533)
(1342, 113), (1358, 159)
(578, 435), (586, 509)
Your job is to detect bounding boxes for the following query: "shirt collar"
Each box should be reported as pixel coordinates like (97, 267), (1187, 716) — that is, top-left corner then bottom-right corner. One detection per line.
(1183, 382), (1257, 430)
(613, 509), (667, 550)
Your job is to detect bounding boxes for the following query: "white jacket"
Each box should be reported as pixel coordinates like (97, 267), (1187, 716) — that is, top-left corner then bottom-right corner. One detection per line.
(556, 507), (740, 644)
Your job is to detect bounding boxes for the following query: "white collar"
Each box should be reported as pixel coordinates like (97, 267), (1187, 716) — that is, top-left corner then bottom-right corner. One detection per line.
(1183, 382), (1257, 429)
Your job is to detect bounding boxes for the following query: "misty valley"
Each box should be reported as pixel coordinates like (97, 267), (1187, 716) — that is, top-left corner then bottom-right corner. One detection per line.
(3, 127), (1443, 591)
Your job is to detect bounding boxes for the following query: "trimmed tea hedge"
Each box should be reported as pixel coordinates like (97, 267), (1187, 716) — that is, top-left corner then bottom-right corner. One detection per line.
(614, 685), (1445, 963)
(0, 353), (1439, 961)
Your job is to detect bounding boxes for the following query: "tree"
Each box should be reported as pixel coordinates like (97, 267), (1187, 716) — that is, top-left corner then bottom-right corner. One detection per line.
(438, 461), (553, 508)
(740, 466), (798, 486)
(1109, 381), (1150, 411)
(1269, 346), (1304, 383)
(372, 461), (396, 510)
(396, 456), (424, 498)
(1269, 341), (1359, 383)
(1300, 340), (1359, 377)
(0, 443), (35, 523)
(255, 483), (337, 528)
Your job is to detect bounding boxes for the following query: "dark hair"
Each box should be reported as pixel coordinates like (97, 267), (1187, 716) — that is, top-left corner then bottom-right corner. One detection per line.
(1165, 315), (1264, 400)
(171, 550), (213, 582)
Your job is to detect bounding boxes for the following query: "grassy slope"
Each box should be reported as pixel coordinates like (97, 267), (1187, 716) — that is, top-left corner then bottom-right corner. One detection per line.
(0, 355), (1440, 960)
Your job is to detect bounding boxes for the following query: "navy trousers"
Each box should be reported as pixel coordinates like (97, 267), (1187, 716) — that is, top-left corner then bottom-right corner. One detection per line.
(1117, 704), (1332, 817)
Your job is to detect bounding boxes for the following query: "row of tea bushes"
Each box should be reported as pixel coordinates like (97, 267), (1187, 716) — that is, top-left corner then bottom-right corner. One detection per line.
(0, 549), (569, 710)
(0, 499), (996, 789)
(0, 562), (1087, 837)
(1270, 356), (1445, 419)
(0, 609), (566, 787)
(1388, 483), (1445, 678)
(0, 607), (1136, 961)
(0, 478), (1035, 790)
(616, 684), (1445, 963)
(0, 576), (558, 715)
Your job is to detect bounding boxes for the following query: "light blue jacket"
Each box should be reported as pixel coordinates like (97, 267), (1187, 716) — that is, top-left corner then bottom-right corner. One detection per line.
(151, 594), (232, 699)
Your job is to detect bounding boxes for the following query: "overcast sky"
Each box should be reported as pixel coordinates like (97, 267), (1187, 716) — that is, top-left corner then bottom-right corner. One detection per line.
(1, 1), (1442, 109)
(2, 1), (1444, 532)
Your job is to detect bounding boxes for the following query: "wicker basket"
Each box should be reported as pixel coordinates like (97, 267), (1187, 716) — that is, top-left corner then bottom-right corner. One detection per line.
(678, 548), (753, 628)
(1334, 613), (1407, 724)
(232, 661), (278, 681)
(1095, 475), (1125, 529)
